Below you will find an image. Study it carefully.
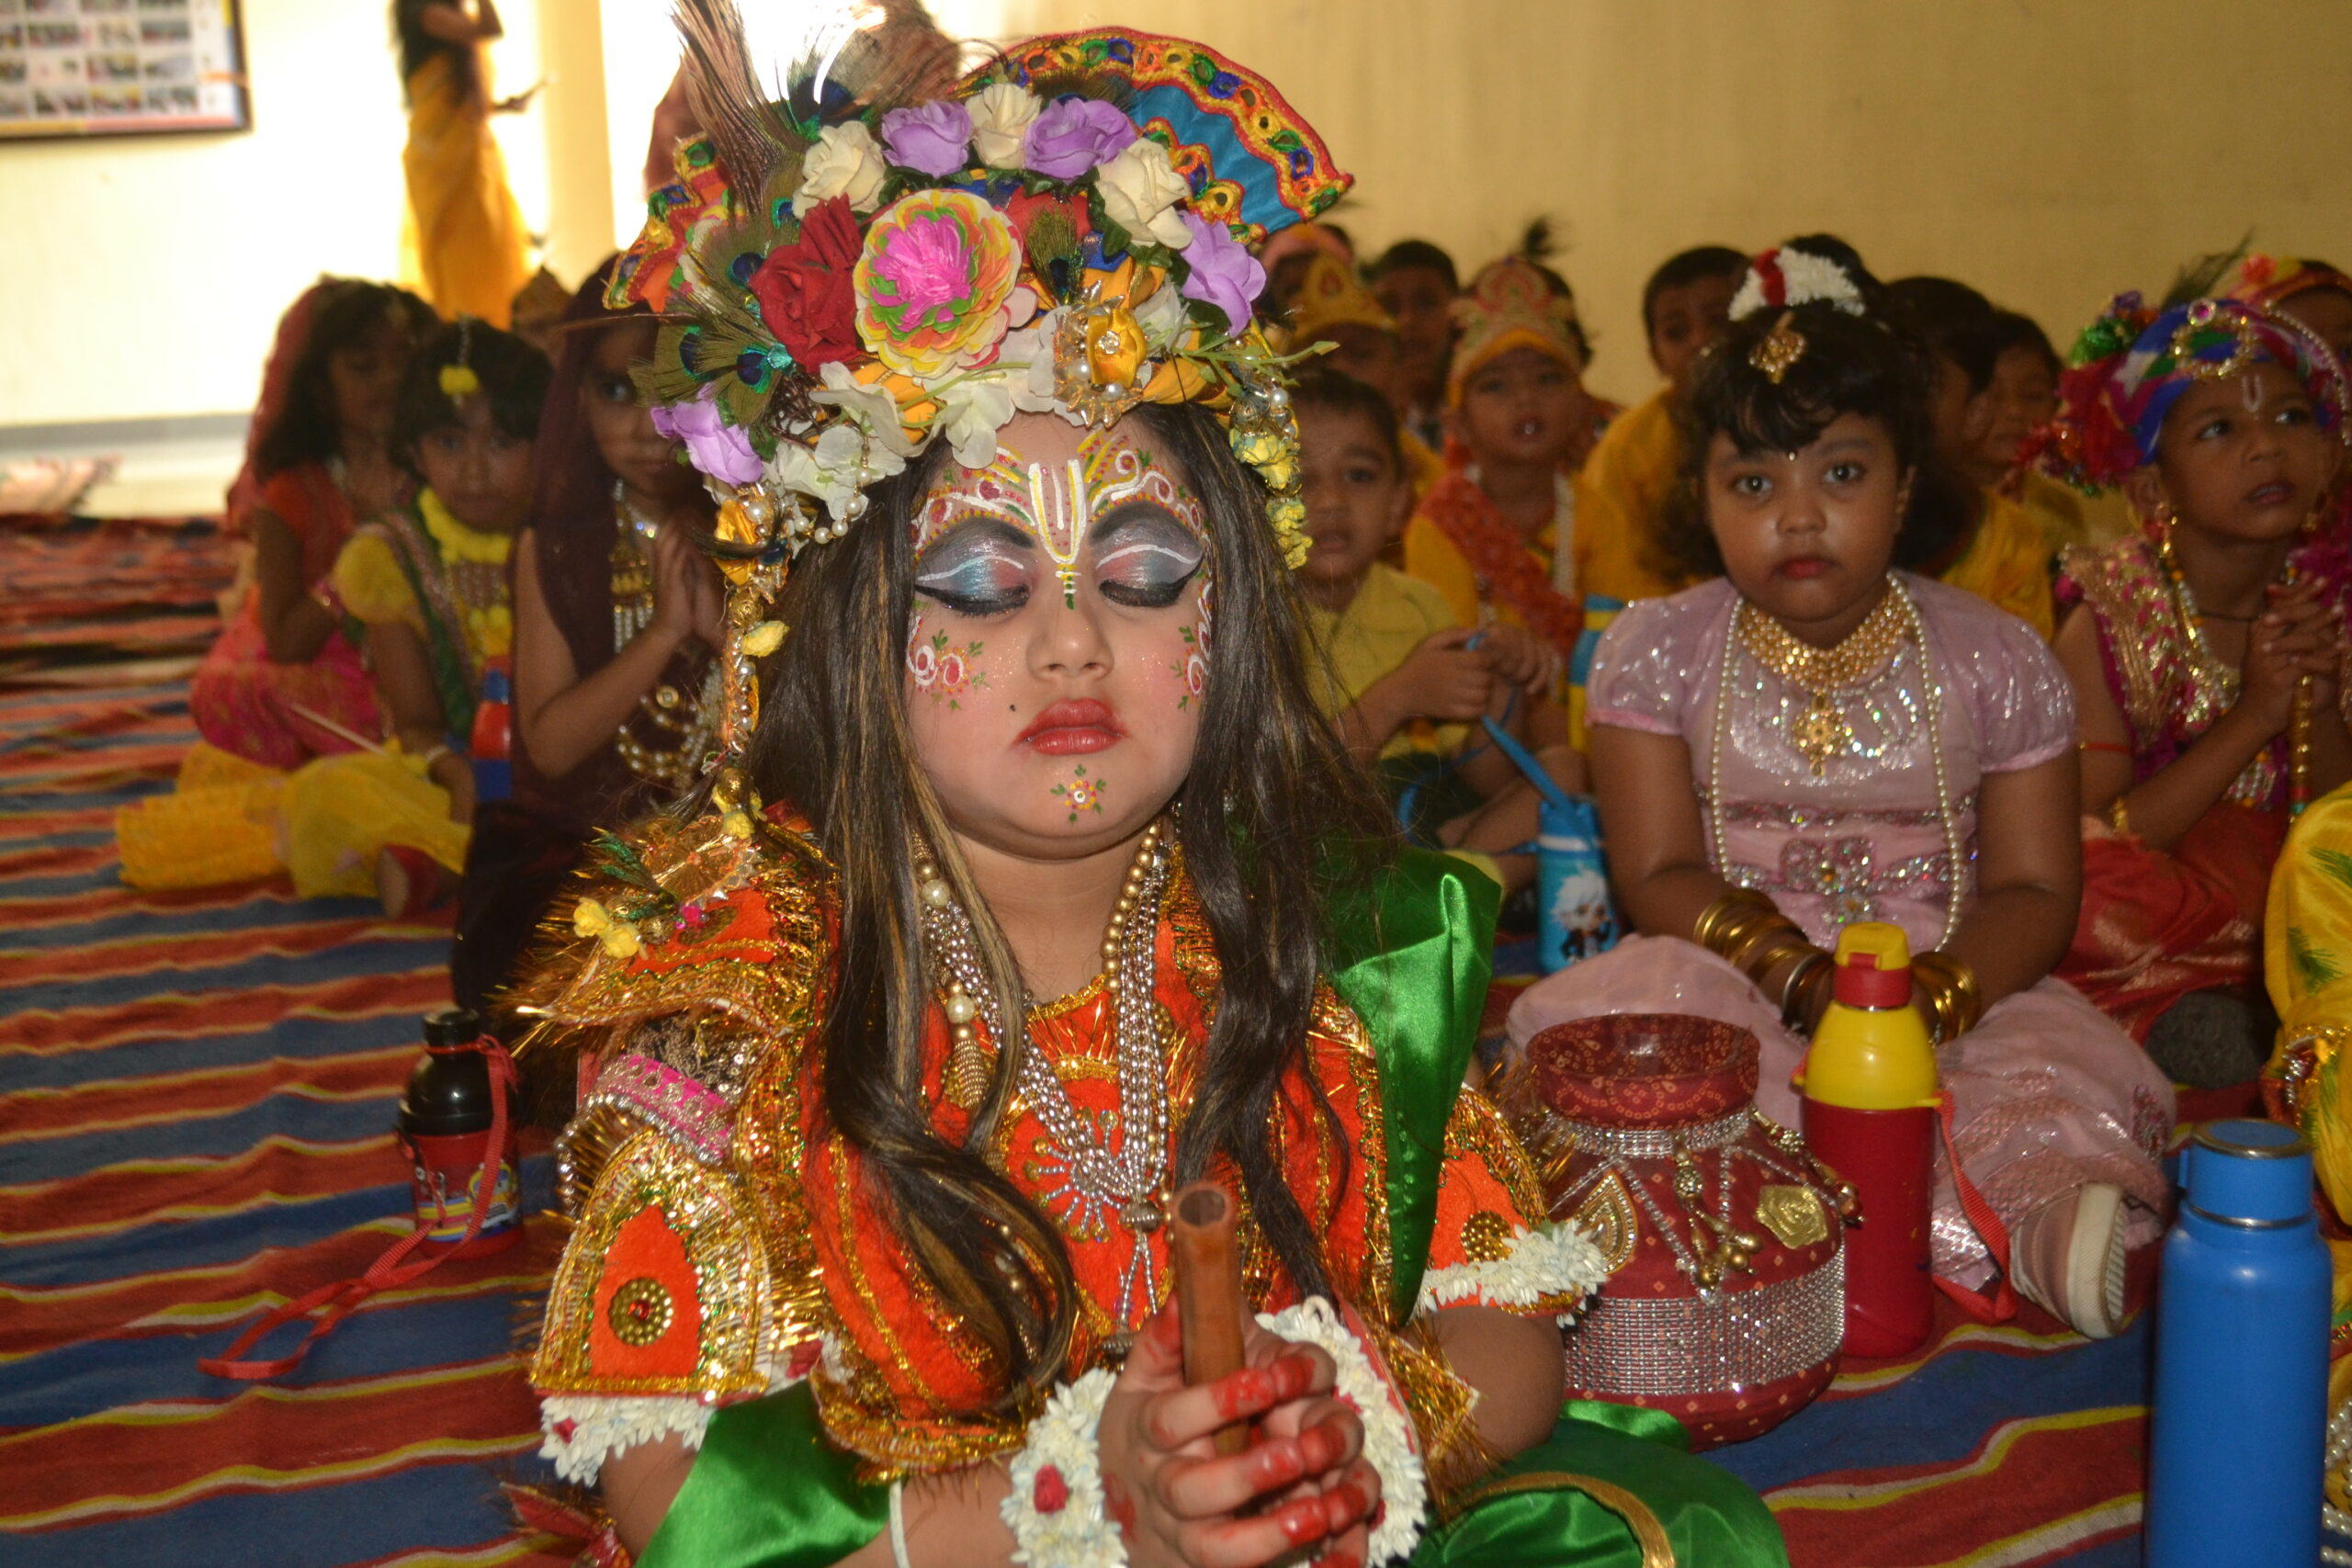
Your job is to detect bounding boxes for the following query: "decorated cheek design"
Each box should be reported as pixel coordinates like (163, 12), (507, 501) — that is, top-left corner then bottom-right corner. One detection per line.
(1176, 577), (1213, 709)
(905, 612), (988, 707)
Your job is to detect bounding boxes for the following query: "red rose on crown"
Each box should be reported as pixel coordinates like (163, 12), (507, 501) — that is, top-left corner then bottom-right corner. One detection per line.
(750, 197), (863, 368)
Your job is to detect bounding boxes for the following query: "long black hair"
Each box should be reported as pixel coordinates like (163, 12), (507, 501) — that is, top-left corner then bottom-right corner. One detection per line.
(250, 281), (434, 483)
(741, 402), (1394, 1404)
(1657, 241), (1970, 582)
(390, 0), (477, 105)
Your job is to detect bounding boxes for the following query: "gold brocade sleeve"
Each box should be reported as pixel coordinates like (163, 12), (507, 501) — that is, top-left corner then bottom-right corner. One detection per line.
(1418, 1086), (1611, 1321)
(520, 818), (841, 1485)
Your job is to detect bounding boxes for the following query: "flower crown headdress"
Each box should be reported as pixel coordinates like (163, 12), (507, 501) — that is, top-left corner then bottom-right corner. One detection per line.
(2025, 291), (2347, 495)
(610, 5), (1349, 765)
(1725, 246), (1867, 384)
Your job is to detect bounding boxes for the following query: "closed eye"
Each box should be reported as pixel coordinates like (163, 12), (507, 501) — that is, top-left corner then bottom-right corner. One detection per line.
(1091, 512), (1204, 609)
(914, 522), (1034, 616)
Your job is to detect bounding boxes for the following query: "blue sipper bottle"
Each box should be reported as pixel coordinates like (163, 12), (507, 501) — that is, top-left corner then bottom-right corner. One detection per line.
(2144, 1120), (2329, 1568)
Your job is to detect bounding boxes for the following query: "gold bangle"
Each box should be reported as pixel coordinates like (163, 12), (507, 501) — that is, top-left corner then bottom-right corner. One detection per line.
(1693, 888), (1776, 953)
(1778, 948), (1831, 1027)
(1736, 929), (1815, 987)
(2106, 796), (2131, 837)
(1722, 918), (1804, 977)
(1913, 951), (1983, 1038)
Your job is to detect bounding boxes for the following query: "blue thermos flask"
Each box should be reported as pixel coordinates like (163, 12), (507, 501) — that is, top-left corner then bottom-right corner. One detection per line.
(2144, 1119), (2330, 1567)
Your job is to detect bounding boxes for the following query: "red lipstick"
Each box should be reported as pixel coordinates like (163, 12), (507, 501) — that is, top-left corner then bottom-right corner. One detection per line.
(1018, 698), (1125, 755)
(1778, 556), (1831, 580)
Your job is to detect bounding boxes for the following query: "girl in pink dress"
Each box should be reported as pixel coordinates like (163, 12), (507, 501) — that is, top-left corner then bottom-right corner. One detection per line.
(1505, 246), (2173, 1340)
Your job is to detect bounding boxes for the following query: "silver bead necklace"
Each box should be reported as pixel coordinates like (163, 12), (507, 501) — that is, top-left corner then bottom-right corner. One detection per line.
(912, 820), (1174, 1331)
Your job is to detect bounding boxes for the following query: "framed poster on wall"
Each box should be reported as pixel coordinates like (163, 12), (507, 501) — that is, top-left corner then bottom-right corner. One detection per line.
(0, 0), (250, 139)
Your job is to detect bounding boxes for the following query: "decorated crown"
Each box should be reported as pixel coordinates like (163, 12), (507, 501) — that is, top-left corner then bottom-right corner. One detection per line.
(1445, 256), (1581, 403)
(607, 6), (1350, 773)
(2229, 253), (2352, 315)
(612, 12), (1348, 571)
(1285, 251), (1395, 346)
(2026, 291), (2348, 494)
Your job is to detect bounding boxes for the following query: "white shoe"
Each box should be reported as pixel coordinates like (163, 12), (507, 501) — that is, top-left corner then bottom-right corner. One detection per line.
(2010, 1182), (2130, 1339)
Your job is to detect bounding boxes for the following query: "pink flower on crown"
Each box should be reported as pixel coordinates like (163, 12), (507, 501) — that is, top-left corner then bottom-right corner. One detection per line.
(854, 189), (1023, 379)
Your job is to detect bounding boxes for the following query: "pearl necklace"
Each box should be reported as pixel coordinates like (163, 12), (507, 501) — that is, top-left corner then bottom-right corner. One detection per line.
(912, 821), (1174, 1334)
(1711, 576), (1966, 951)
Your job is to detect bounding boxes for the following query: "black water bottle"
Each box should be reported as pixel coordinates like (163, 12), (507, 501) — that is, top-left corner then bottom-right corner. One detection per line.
(396, 1007), (519, 1257)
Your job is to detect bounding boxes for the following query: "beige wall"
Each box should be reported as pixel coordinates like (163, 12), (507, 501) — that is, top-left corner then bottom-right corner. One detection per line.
(995, 0), (2352, 406)
(0, 0), (566, 430)
(7, 0), (2349, 429)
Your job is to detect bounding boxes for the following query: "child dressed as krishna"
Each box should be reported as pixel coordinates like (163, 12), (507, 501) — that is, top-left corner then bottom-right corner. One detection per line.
(520, 10), (1785, 1566)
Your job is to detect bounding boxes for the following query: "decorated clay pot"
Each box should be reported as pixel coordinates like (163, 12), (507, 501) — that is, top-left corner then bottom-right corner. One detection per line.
(1510, 1012), (1848, 1447)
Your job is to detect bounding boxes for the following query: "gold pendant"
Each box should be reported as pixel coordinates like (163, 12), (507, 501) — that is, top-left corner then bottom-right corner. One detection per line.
(1789, 693), (1851, 775)
(1570, 1171), (1639, 1274)
(945, 1032), (990, 1111)
(1755, 1183), (1830, 1248)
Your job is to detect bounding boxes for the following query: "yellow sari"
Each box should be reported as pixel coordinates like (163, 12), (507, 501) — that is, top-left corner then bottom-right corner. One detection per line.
(401, 49), (530, 328)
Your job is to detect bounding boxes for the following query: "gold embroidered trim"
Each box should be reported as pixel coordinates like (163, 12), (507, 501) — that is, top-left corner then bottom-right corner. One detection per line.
(532, 1129), (774, 1399)
(1450, 1472), (1676, 1567)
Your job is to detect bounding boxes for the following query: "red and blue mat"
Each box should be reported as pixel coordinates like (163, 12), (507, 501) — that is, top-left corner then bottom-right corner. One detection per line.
(1, 516), (2149, 1566)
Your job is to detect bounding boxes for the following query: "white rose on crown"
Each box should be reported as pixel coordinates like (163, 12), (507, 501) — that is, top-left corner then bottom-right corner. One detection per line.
(1095, 138), (1193, 251)
(967, 82), (1040, 170)
(793, 120), (888, 217)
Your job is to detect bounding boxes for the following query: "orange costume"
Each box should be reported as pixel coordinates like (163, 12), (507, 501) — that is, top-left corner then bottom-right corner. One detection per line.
(531, 818), (1597, 1492)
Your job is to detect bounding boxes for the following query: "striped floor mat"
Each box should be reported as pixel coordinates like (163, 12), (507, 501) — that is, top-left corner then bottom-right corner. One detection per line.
(0, 517), (563, 1568)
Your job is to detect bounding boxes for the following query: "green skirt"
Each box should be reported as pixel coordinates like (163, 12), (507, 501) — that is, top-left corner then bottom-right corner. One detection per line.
(639, 1387), (1787, 1568)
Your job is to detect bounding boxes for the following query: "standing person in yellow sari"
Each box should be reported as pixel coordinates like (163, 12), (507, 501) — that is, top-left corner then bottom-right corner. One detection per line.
(393, 0), (532, 328)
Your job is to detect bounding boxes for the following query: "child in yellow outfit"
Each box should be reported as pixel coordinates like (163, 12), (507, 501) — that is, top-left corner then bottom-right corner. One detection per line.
(1295, 367), (1578, 893)
(1886, 274), (2057, 637)
(1571, 244), (1747, 608)
(118, 320), (548, 915)
(1284, 253), (1446, 498)
(1402, 258), (1589, 756)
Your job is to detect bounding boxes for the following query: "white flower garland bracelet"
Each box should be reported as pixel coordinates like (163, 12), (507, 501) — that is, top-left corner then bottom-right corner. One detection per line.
(999, 1297), (1428, 1568)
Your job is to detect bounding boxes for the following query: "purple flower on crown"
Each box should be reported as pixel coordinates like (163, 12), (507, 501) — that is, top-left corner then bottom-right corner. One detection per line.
(650, 386), (763, 487)
(1176, 212), (1265, 335)
(1023, 96), (1136, 180)
(880, 99), (973, 178)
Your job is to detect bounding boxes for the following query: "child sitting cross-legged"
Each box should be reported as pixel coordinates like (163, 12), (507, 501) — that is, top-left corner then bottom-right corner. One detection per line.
(1502, 247), (2174, 1339)
(1294, 367), (1579, 893)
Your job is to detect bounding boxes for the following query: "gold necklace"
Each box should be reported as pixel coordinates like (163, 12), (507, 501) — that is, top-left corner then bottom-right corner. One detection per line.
(2155, 523), (2290, 806)
(1712, 576), (1965, 949)
(610, 481), (657, 653)
(1736, 585), (1910, 776)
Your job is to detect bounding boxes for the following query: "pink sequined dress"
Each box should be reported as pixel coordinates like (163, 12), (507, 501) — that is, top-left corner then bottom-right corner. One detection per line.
(1508, 572), (2175, 1289)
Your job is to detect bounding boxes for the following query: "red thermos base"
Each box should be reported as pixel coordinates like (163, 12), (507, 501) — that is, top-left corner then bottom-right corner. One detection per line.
(1803, 1099), (1935, 1357)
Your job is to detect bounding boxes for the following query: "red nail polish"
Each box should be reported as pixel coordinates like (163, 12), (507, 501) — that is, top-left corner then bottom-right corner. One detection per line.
(1278, 1498), (1329, 1544)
